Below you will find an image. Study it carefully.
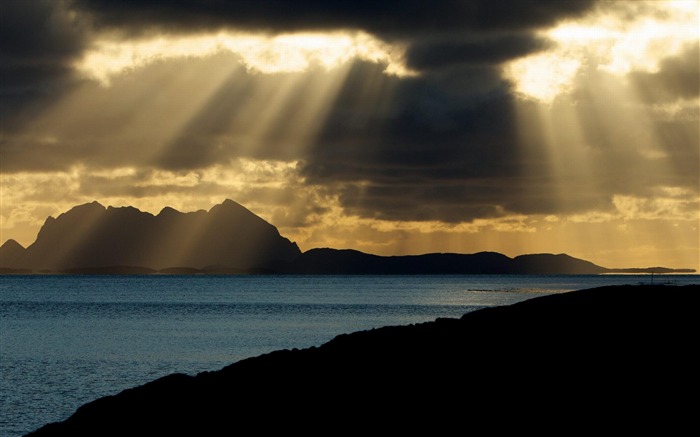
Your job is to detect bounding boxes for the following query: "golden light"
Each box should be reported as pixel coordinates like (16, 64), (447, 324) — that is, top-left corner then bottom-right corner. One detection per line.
(504, 53), (581, 103)
(503, 0), (699, 270)
(76, 30), (413, 86)
(504, 0), (699, 102)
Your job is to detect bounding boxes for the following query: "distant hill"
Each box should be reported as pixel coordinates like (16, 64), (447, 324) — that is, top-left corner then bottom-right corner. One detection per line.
(1, 199), (301, 272)
(0, 239), (30, 273)
(282, 248), (608, 274)
(0, 238), (25, 264)
(1, 200), (694, 274)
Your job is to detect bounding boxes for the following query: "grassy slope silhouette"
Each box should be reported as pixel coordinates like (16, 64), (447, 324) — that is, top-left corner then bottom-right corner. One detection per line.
(27, 284), (699, 435)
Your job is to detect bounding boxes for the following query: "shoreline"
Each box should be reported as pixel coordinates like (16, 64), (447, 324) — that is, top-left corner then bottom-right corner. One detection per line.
(3, 267), (696, 275)
(26, 283), (699, 435)
(3, 268), (697, 276)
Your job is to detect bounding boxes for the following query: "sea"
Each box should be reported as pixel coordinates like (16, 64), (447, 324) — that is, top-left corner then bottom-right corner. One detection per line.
(1, 274), (697, 436)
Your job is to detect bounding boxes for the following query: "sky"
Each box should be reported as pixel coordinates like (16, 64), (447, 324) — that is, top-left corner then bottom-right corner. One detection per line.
(1, 0), (698, 270)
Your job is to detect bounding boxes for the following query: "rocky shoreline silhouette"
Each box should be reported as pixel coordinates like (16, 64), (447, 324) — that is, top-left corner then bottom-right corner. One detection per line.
(27, 284), (698, 435)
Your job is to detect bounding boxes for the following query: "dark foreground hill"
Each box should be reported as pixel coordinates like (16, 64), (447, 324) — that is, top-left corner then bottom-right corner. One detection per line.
(28, 284), (699, 435)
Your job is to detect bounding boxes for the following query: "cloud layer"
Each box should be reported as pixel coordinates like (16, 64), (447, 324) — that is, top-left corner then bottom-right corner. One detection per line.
(73, 0), (596, 36)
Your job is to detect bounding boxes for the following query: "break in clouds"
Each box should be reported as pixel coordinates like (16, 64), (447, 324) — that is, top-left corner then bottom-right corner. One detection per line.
(1, 0), (698, 227)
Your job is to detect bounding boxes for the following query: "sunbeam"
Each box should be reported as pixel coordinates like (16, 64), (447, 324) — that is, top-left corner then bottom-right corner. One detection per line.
(504, 0), (699, 269)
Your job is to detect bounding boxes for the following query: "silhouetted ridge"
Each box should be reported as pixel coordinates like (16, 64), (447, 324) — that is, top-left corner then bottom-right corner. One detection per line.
(0, 239), (27, 272)
(157, 206), (181, 217)
(1, 200), (694, 274)
(1, 238), (25, 253)
(4, 199), (301, 271)
(26, 284), (699, 435)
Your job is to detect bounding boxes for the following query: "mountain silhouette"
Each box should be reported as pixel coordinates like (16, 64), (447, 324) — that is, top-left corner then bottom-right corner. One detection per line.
(0, 239), (28, 273)
(3, 199), (301, 271)
(1, 200), (694, 274)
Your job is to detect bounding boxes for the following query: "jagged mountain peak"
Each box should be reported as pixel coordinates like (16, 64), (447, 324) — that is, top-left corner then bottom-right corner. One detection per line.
(8, 199), (301, 271)
(0, 238), (28, 270)
(157, 206), (180, 216)
(70, 200), (106, 211)
(1, 239), (25, 250)
(210, 198), (256, 216)
(50, 201), (106, 222)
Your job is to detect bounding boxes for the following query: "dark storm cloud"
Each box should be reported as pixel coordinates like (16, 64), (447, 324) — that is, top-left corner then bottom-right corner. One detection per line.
(405, 34), (552, 70)
(0, 0), (88, 129)
(74, 0), (597, 38)
(336, 181), (514, 222)
(298, 61), (554, 222)
(629, 43), (700, 104)
(1, 0), (84, 60)
(305, 63), (520, 182)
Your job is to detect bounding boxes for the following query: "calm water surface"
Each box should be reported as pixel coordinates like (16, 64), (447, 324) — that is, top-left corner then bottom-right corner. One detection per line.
(1, 274), (697, 436)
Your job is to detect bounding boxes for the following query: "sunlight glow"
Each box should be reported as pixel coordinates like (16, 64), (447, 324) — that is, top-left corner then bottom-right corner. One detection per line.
(506, 2), (699, 270)
(77, 31), (412, 85)
(504, 0), (699, 102)
(613, 192), (700, 221)
(505, 53), (580, 103)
